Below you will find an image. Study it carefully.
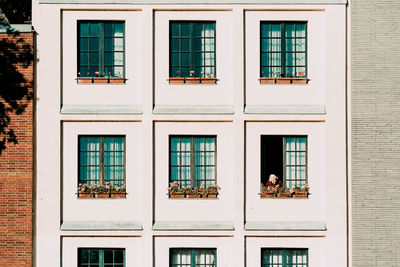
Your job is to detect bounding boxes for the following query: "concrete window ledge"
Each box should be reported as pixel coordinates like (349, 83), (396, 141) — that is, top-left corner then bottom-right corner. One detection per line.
(61, 221), (143, 231)
(244, 105), (326, 115)
(153, 105), (234, 115)
(153, 221), (234, 231)
(61, 105), (143, 114)
(245, 221), (327, 231)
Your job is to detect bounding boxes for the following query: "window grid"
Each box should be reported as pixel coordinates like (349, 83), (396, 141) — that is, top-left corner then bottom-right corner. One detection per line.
(78, 248), (125, 267)
(170, 22), (216, 78)
(78, 21), (125, 78)
(79, 136), (125, 187)
(170, 248), (216, 267)
(170, 136), (217, 187)
(283, 137), (307, 188)
(261, 249), (308, 267)
(260, 22), (307, 78)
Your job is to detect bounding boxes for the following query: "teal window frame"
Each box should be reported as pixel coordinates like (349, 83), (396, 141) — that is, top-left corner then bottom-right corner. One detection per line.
(78, 136), (126, 188)
(78, 21), (125, 78)
(78, 248), (125, 267)
(170, 248), (217, 267)
(260, 136), (307, 188)
(260, 22), (307, 78)
(169, 136), (217, 187)
(170, 21), (216, 78)
(261, 248), (308, 267)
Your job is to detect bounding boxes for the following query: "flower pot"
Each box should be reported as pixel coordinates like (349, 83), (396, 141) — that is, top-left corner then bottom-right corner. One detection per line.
(170, 192), (185, 198)
(292, 79), (308, 84)
(77, 77), (93, 83)
(259, 78), (275, 84)
(293, 193), (308, 198)
(277, 193), (292, 198)
(93, 77), (109, 83)
(110, 193), (127, 198)
(78, 193), (93, 198)
(187, 194), (201, 198)
(185, 78), (200, 84)
(109, 77), (125, 84)
(169, 77), (185, 84)
(96, 193), (110, 198)
(260, 193), (276, 198)
(276, 78), (291, 84)
(200, 78), (217, 84)
(206, 194), (218, 198)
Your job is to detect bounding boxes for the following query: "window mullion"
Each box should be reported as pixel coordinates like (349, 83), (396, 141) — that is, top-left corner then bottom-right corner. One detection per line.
(99, 23), (105, 76)
(100, 137), (104, 186)
(190, 23), (195, 75)
(191, 138), (196, 187)
(99, 249), (104, 267)
(281, 23), (286, 77)
(282, 249), (287, 267)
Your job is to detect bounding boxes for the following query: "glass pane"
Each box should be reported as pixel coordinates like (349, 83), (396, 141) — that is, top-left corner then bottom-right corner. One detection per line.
(80, 249), (89, 263)
(195, 138), (205, 151)
(196, 250), (205, 264)
(171, 250), (180, 264)
(91, 152), (100, 166)
(80, 152), (89, 165)
(196, 166), (205, 180)
(204, 39), (214, 52)
(79, 167), (89, 180)
(205, 23), (215, 37)
(296, 23), (306, 37)
(89, 53), (99, 66)
(195, 23), (204, 37)
(170, 152), (179, 165)
(181, 138), (191, 151)
(181, 152), (191, 165)
(90, 250), (99, 263)
(114, 166), (124, 179)
(286, 138), (295, 151)
(114, 250), (124, 263)
(105, 53), (114, 66)
(170, 138), (180, 151)
(205, 152), (215, 165)
(297, 138), (306, 150)
(180, 23), (190, 36)
(104, 166), (113, 180)
(298, 152), (306, 165)
(286, 37), (295, 52)
(79, 23), (89, 37)
(104, 138), (114, 151)
(261, 38), (270, 52)
(181, 167), (191, 182)
(80, 53), (88, 65)
(297, 67), (306, 77)
(116, 137), (125, 151)
(271, 24), (281, 37)
(261, 23), (271, 38)
(114, 52), (124, 65)
(171, 23), (180, 37)
(286, 53), (294, 67)
(104, 23), (113, 37)
(181, 53), (190, 66)
(180, 67), (190, 77)
(286, 152), (296, 165)
(80, 38), (89, 51)
(114, 23), (124, 37)
(104, 152), (113, 165)
(104, 250), (113, 263)
(195, 38), (204, 51)
(114, 38), (123, 51)
(181, 38), (190, 51)
(114, 67), (123, 77)
(261, 53), (270, 67)
(170, 167), (179, 180)
(285, 23), (295, 37)
(89, 23), (100, 37)
(171, 38), (179, 52)
(271, 38), (281, 52)
(171, 52), (179, 66)
(206, 166), (215, 179)
(115, 152), (124, 165)
(296, 38), (306, 52)
(296, 53), (306, 66)
(181, 250), (191, 264)
(196, 152), (205, 165)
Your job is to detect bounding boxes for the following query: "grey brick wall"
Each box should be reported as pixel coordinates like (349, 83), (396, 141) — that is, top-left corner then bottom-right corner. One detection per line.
(352, 1), (400, 266)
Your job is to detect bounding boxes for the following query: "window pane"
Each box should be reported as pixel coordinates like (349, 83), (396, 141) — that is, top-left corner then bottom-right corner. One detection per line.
(181, 152), (191, 165)
(205, 23), (215, 37)
(104, 23), (113, 37)
(271, 38), (281, 52)
(196, 152), (205, 165)
(171, 52), (180, 66)
(171, 23), (180, 37)
(206, 166), (215, 179)
(285, 23), (295, 37)
(261, 23), (271, 38)
(296, 38), (306, 52)
(181, 38), (190, 51)
(89, 23), (100, 37)
(114, 23), (124, 37)
(80, 38), (89, 51)
(171, 167), (179, 180)
(181, 138), (191, 151)
(271, 24), (281, 37)
(80, 53), (89, 65)
(170, 138), (180, 151)
(170, 152), (179, 165)
(104, 250), (113, 263)
(296, 23), (306, 37)
(180, 23), (190, 36)
(90, 250), (100, 263)
(79, 23), (89, 37)
(89, 52), (99, 66)
(261, 38), (270, 52)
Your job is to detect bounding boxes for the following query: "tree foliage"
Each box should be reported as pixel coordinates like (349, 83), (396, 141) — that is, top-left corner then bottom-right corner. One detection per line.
(0, 0), (31, 24)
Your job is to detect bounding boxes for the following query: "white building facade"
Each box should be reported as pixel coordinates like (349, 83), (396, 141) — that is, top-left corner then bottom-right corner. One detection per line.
(33, 0), (349, 266)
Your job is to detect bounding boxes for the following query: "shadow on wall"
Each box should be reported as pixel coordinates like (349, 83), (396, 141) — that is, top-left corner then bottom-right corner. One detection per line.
(0, 26), (33, 154)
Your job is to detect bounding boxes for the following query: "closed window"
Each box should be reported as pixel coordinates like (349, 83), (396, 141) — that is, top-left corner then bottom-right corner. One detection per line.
(78, 248), (125, 267)
(260, 22), (307, 78)
(169, 136), (216, 187)
(261, 248), (308, 267)
(79, 136), (125, 187)
(261, 136), (307, 188)
(170, 21), (216, 78)
(170, 248), (216, 267)
(78, 21), (125, 78)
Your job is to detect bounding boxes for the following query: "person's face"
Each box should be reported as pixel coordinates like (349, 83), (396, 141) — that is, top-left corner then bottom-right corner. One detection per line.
(272, 177), (278, 184)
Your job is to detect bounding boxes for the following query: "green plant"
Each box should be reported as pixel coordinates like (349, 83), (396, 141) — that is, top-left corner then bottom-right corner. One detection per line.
(291, 184), (310, 194)
(78, 183), (126, 194)
(276, 186), (291, 194)
(261, 185), (277, 194)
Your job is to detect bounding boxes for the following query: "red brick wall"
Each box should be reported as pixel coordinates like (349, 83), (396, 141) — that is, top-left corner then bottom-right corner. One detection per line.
(0, 31), (34, 267)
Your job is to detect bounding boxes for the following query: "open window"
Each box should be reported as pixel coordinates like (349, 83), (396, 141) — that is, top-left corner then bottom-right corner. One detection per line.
(260, 136), (309, 198)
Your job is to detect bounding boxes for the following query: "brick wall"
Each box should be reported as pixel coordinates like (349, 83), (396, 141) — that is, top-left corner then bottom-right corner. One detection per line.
(0, 31), (34, 267)
(352, 1), (400, 266)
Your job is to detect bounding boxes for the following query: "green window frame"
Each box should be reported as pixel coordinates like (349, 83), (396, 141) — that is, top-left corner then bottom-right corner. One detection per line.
(260, 22), (307, 78)
(78, 21), (125, 78)
(170, 248), (216, 267)
(170, 21), (216, 78)
(78, 248), (125, 267)
(169, 136), (216, 187)
(261, 248), (308, 267)
(261, 136), (307, 188)
(78, 136), (126, 187)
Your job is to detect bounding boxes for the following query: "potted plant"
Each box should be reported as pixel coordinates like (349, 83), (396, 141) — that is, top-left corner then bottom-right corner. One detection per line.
(168, 181), (186, 198)
(187, 186), (202, 198)
(260, 185), (276, 198)
(276, 186), (292, 198)
(291, 184), (310, 198)
(205, 184), (221, 198)
(77, 183), (93, 198)
(77, 183), (127, 198)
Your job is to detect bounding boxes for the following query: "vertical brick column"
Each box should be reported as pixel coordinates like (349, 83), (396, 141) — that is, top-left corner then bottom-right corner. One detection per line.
(0, 31), (34, 267)
(352, 1), (400, 266)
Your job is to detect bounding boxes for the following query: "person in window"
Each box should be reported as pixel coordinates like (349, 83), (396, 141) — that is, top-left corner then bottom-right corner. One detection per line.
(265, 174), (283, 188)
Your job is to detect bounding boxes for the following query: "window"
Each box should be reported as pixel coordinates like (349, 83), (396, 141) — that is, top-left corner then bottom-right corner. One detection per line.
(170, 21), (216, 79)
(78, 248), (125, 267)
(260, 22), (307, 78)
(78, 21), (125, 78)
(261, 248), (308, 267)
(79, 136), (125, 187)
(261, 136), (307, 188)
(170, 248), (216, 267)
(169, 136), (216, 187)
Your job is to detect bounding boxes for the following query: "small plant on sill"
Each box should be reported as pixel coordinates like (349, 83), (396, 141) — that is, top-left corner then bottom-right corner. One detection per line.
(167, 181), (221, 198)
(291, 184), (310, 198)
(276, 186), (292, 198)
(77, 183), (126, 198)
